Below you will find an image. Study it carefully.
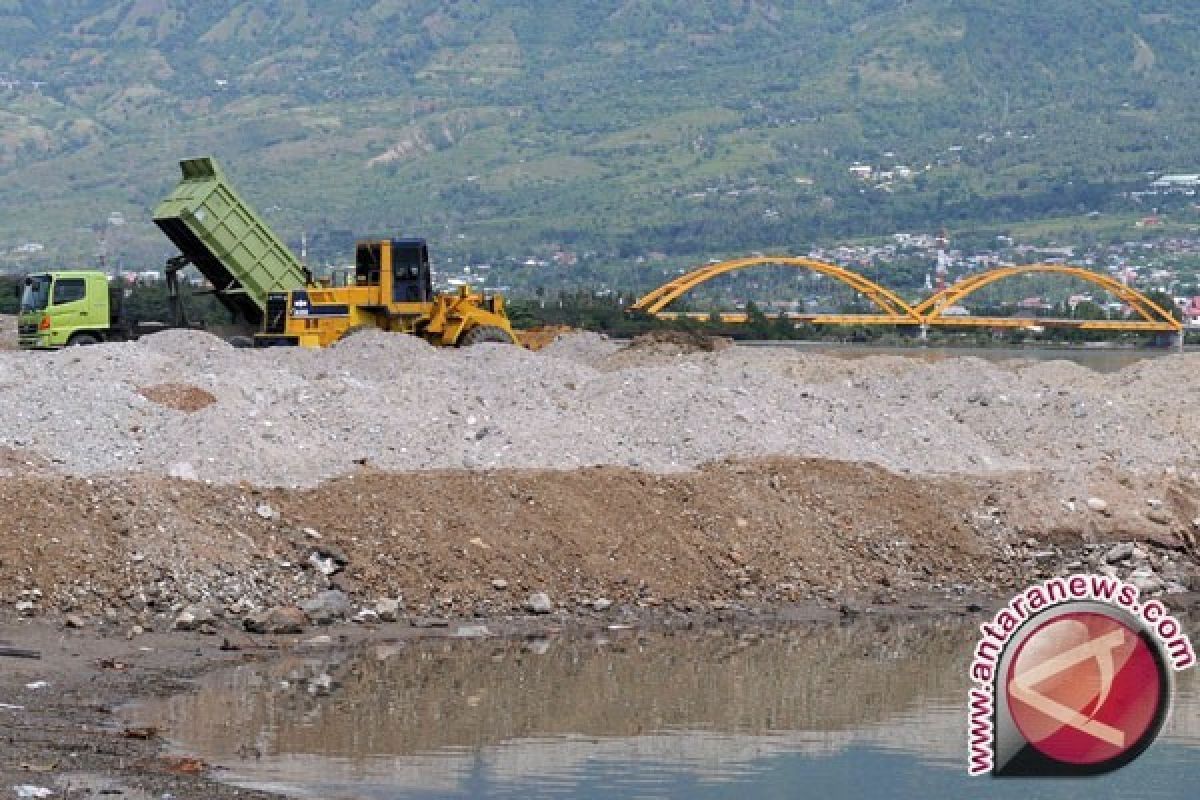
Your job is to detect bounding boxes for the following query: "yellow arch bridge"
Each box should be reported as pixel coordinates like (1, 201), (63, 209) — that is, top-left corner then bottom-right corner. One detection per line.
(630, 257), (1182, 334)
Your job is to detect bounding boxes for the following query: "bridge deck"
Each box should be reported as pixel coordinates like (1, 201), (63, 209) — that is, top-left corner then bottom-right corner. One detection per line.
(654, 311), (1181, 332)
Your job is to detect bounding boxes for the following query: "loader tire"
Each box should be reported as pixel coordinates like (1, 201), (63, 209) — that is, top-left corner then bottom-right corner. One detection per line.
(458, 325), (515, 346)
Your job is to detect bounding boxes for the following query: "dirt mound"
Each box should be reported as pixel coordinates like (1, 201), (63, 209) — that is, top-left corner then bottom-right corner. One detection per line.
(138, 383), (218, 412)
(1, 457), (1195, 627)
(598, 330), (733, 369)
(627, 329), (734, 353)
(138, 328), (232, 358)
(538, 331), (622, 365)
(329, 327), (436, 356)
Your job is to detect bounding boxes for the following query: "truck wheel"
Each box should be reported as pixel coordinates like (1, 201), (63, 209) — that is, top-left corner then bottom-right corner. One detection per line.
(458, 325), (514, 346)
(67, 333), (100, 346)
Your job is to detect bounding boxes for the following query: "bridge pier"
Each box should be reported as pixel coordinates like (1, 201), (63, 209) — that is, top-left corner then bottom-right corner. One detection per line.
(918, 324), (929, 342)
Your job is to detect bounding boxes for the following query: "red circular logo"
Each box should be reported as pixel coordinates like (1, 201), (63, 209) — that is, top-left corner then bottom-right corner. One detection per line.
(1005, 611), (1164, 766)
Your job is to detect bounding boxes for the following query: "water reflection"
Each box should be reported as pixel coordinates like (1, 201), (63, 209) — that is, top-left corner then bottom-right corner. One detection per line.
(128, 619), (1198, 799)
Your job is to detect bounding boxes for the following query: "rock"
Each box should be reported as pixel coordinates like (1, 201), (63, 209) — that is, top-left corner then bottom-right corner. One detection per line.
(308, 552), (340, 577)
(524, 591), (554, 614)
(1138, 531), (1186, 551)
(255, 503), (277, 520)
(491, 578), (509, 590)
(313, 544), (350, 566)
(1105, 542), (1135, 564)
(524, 638), (552, 655)
(592, 597), (613, 612)
(375, 597), (403, 622)
(63, 613), (87, 629)
(15, 600), (35, 614)
(455, 624), (492, 638)
(307, 545), (349, 576)
(168, 461), (198, 480)
(1086, 497), (1109, 513)
(244, 605), (308, 635)
(173, 604), (216, 631)
(352, 609), (379, 624)
(308, 673), (336, 696)
(302, 526), (322, 539)
(300, 590), (352, 625)
(1146, 508), (1171, 525)
(303, 635), (333, 646)
(1129, 569), (1165, 596)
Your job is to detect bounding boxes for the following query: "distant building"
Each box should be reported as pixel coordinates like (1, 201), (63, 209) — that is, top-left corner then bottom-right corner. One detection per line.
(1067, 294), (1093, 309)
(1151, 174), (1200, 189)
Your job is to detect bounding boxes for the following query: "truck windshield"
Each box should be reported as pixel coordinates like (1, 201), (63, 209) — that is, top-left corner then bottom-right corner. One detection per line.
(20, 275), (50, 312)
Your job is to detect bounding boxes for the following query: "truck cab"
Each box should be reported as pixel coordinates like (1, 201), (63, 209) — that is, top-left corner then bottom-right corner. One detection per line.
(17, 271), (113, 349)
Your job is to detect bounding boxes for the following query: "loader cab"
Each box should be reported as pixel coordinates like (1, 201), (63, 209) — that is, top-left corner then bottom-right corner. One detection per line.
(354, 239), (432, 305)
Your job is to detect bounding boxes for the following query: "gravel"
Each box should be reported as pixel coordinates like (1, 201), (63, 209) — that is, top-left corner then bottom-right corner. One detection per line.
(0, 314), (16, 351)
(1, 330), (1198, 487)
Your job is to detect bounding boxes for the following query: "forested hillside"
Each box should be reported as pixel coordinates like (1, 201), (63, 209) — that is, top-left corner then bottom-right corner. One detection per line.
(0, 1), (1197, 282)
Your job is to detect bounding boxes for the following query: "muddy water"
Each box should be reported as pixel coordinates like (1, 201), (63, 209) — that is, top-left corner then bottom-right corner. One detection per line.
(129, 620), (1198, 799)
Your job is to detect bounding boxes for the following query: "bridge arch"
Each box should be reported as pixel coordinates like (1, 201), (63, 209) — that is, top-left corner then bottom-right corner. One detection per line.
(915, 264), (1182, 331)
(631, 256), (922, 323)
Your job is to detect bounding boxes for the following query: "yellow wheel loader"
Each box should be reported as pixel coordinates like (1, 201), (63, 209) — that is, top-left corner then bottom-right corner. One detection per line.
(257, 238), (516, 348)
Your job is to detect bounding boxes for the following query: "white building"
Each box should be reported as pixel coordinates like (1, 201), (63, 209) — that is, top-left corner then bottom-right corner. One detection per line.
(1151, 174), (1200, 188)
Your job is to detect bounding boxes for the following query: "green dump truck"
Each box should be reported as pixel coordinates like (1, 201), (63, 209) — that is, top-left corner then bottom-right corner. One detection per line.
(152, 157), (311, 327)
(18, 271), (120, 348)
(16, 157), (311, 350)
(16, 269), (187, 349)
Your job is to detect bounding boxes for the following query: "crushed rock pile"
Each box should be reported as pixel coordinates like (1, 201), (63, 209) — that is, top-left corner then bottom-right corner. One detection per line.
(0, 314), (15, 351)
(0, 330), (1198, 487)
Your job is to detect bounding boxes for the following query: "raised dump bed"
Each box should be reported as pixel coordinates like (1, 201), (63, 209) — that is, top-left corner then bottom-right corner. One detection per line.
(153, 157), (309, 326)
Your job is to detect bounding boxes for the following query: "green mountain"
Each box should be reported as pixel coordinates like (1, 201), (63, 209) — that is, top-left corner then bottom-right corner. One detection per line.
(0, 1), (1197, 286)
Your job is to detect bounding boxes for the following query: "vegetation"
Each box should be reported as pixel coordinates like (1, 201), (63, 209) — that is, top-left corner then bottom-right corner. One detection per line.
(1, 1), (1199, 295)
